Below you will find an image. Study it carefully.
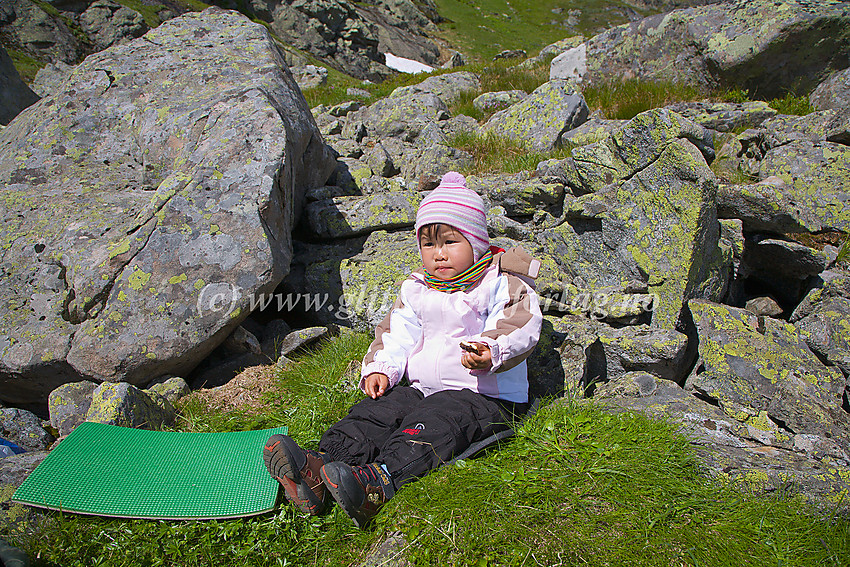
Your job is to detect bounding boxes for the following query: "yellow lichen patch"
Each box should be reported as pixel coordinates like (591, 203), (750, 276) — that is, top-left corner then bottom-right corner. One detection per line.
(128, 267), (152, 291)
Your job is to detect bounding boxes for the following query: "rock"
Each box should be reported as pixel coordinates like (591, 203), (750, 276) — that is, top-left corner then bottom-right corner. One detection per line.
(533, 109), (723, 331)
(825, 107), (850, 145)
(79, 0), (148, 51)
(358, 532), (413, 567)
(356, 0), (441, 68)
(329, 101), (363, 117)
(29, 60), (74, 98)
(305, 191), (423, 239)
(482, 80), (589, 152)
(593, 377), (850, 514)
(596, 325), (689, 383)
(401, 144), (473, 187)
(47, 381), (98, 437)
(277, 326), (334, 360)
(561, 0), (850, 99)
(278, 236), (367, 325)
(291, 64), (329, 90)
(810, 67), (850, 111)
(757, 141), (850, 232)
(0, 450), (48, 488)
(144, 376), (190, 404)
(493, 49), (526, 60)
(534, 315), (600, 398)
(85, 381), (176, 429)
(540, 36), (585, 59)
(568, 108), (714, 193)
(716, 177), (826, 234)
(260, 318), (292, 359)
(404, 71), (480, 106)
(351, 85), (449, 142)
(664, 101), (778, 133)
(363, 141), (398, 177)
(222, 325), (262, 356)
(472, 90), (526, 114)
(0, 408), (54, 451)
(0, 46), (39, 125)
(558, 117), (626, 148)
(487, 206), (532, 241)
(270, 0), (393, 82)
(549, 43), (586, 83)
(791, 271), (850, 377)
(469, 173), (565, 218)
(441, 50), (466, 69)
(347, 87), (372, 98)
(744, 296), (784, 318)
(1, 0), (84, 65)
(740, 238), (833, 304)
(687, 299), (849, 448)
(0, 9), (335, 405)
(518, 36), (585, 70)
(595, 371), (660, 398)
(336, 230), (421, 329)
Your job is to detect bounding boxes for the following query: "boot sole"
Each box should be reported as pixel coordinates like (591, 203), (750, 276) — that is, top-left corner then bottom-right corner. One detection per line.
(320, 462), (370, 529)
(263, 434), (325, 515)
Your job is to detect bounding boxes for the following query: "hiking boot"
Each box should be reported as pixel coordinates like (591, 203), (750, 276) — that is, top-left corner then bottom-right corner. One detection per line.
(320, 462), (395, 528)
(263, 434), (330, 515)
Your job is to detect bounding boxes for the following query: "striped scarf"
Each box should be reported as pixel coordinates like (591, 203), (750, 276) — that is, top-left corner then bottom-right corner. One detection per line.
(423, 250), (494, 293)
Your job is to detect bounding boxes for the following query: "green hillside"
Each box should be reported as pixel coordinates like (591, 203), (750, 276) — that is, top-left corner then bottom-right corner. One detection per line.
(432, 0), (649, 61)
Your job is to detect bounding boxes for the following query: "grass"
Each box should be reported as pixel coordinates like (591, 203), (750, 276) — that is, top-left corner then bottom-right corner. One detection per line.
(447, 130), (574, 175)
(584, 79), (709, 120)
(6, 49), (44, 84)
(4, 336), (847, 567)
(432, 0), (650, 63)
(767, 93), (815, 116)
(838, 237), (850, 266)
(115, 0), (166, 28)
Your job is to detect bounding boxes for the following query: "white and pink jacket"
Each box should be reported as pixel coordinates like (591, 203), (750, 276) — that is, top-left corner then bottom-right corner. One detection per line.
(360, 248), (543, 403)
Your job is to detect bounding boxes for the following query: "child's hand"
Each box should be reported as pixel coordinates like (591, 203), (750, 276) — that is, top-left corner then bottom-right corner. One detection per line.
(460, 342), (492, 371)
(364, 372), (389, 399)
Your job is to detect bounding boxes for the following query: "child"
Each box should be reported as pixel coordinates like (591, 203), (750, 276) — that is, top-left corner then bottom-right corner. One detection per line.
(264, 171), (542, 528)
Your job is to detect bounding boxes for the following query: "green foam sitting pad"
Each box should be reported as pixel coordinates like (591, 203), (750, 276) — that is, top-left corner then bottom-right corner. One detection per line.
(12, 422), (287, 520)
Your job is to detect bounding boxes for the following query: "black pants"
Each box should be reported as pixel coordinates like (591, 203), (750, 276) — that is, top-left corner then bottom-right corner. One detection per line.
(318, 387), (526, 489)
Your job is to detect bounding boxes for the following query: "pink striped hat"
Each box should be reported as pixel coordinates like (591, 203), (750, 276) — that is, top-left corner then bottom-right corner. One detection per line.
(415, 172), (489, 260)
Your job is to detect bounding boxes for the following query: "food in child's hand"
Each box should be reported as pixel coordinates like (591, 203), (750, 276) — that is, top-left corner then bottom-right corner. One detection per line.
(459, 341), (481, 354)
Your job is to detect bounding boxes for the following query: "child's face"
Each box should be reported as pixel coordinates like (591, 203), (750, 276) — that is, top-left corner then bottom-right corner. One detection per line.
(419, 224), (476, 281)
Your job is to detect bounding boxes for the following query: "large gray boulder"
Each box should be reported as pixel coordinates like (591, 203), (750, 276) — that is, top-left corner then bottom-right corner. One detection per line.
(532, 109), (724, 331)
(717, 111), (850, 233)
(0, 8), (336, 405)
(810, 67), (850, 111)
(349, 84), (449, 143)
(79, 0), (148, 51)
(270, 0), (393, 81)
(482, 80), (589, 152)
(687, 299), (850, 448)
(0, 46), (39, 125)
(553, 0), (850, 99)
(0, 0), (85, 66)
(791, 270), (850, 378)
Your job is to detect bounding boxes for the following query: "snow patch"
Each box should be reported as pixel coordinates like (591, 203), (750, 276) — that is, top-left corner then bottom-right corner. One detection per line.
(383, 52), (434, 74)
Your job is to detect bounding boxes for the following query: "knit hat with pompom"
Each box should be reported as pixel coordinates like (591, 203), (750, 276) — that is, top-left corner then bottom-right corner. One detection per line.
(415, 171), (489, 261)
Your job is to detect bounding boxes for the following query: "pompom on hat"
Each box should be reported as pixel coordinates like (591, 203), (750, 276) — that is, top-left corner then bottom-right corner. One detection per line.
(415, 172), (490, 260)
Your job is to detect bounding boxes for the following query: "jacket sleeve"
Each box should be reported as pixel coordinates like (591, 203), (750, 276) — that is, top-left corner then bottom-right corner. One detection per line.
(469, 273), (542, 372)
(360, 281), (422, 391)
